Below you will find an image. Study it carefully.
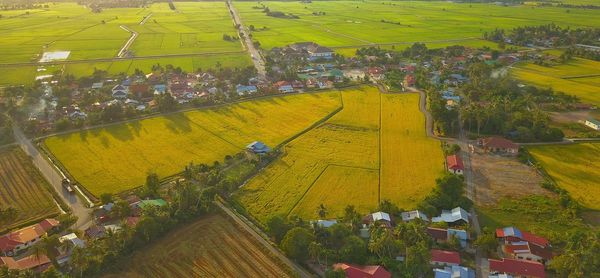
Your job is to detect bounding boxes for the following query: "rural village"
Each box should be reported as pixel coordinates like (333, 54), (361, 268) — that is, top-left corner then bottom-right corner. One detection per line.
(0, 0), (600, 278)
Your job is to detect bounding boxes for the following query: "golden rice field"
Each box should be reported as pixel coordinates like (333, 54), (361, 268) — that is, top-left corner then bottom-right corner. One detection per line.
(44, 93), (341, 196)
(529, 143), (600, 210)
(235, 87), (444, 222)
(0, 147), (59, 232)
(512, 58), (600, 106)
(107, 212), (292, 278)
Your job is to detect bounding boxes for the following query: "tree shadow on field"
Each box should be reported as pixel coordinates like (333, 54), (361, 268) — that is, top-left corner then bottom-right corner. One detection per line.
(163, 113), (192, 134)
(129, 120), (142, 137)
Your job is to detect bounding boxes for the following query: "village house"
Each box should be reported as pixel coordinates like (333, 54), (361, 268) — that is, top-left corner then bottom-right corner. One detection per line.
(489, 258), (546, 278)
(111, 84), (128, 99)
(427, 227), (469, 248)
(367, 67), (385, 81)
(434, 265), (475, 278)
(91, 82), (104, 90)
(479, 136), (519, 155)
(332, 263), (391, 278)
(400, 210), (429, 222)
(0, 254), (52, 273)
(0, 219), (59, 256)
(584, 119), (600, 131)
(496, 227), (550, 248)
(312, 219), (338, 228)
(446, 154), (464, 175)
(431, 249), (461, 267)
(363, 211), (394, 228)
(432, 207), (470, 225)
(503, 241), (553, 264)
(246, 141), (271, 155)
(236, 84), (258, 96)
(403, 74), (416, 88)
(84, 225), (106, 240)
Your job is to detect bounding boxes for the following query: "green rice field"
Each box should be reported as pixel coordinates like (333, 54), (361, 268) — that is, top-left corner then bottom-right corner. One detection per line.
(512, 58), (600, 106)
(234, 1), (600, 51)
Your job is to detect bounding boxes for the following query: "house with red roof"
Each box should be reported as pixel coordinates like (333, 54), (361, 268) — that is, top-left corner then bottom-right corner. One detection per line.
(0, 219), (60, 256)
(333, 263), (391, 278)
(403, 74), (416, 88)
(496, 227), (552, 264)
(446, 154), (464, 175)
(503, 241), (553, 264)
(496, 227), (550, 248)
(431, 249), (461, 267)
(489, 258), (546, 278)
(478, 136), (519, 155)
(0, 254), (52, 272)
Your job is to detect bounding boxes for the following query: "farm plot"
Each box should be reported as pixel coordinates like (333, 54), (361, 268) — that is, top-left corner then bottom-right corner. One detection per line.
(0, 147), (60, 232)
(44, 93), (341, 196)
(512, 58), (600, 107)
(107, 212), (292, 278)
(528, 143), (600, 210)
(236, 87), (444, 222)
(380, 94), (445, 208)
(234, 1), (600, 51)
(128, 2), (243, 56)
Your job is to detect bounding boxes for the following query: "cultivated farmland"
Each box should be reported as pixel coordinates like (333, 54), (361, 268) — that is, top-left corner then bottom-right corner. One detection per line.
(235, 87), (444, 222)
(512, 58), (600, 107)
(529, 143), (600, 210)
(0, 147), (60, 231)
(44, 93), (341, 196)
(107, 212), (292, 278)
(234, 1), (600, 51)
(0, 2), (250, 86)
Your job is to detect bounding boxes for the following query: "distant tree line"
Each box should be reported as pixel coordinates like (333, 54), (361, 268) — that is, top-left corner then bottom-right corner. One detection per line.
(484, 24), (600, 47)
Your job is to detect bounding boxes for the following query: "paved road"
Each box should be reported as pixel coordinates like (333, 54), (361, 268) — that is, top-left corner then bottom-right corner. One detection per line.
(12, 125), (93, 230)
(216, 201), (312, 278)
(227, 1), (267, 80)
(117, 25), (139, 58)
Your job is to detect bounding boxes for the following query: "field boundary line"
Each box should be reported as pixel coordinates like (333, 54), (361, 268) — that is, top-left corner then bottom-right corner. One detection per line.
(216, 200), (311, 278)
(378, 92), (382, 204)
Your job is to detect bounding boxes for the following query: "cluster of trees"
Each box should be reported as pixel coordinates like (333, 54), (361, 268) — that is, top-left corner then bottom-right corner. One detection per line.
(263, 7), (299, 19)
(0, 3), (49, 10)
(549, 230), (600, 277)
(266, 204), (435, 277)
(484, 24), (600, 47)
(562, 46), (600, 62)
(222, 34), (239, 42)
(417, 174), (472, 217)
(458, 62), (571, 142)
(0, 114), (13, 145)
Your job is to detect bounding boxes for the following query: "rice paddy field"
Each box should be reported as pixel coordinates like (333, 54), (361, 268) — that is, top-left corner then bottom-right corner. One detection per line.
(0, 147), (60, 232)
(0, 2), (250, 86)
(107, 212), (292, 278)
(528, 143), (600, 210)
(512, 58), (600, 106)
(44, 93), (341, 196)
(235, 87), (445, 222)
(234, 1), (600, 51)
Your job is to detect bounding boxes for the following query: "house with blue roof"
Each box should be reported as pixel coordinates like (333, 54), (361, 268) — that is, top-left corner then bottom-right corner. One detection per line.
(236, 84), (258, 96)
(246, 141), (271, 155)
(434, 265), (475, 278)
(154, 84), (167, 95)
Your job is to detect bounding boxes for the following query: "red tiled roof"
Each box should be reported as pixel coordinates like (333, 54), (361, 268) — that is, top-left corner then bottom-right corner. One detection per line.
(427, 227), (448, 241)
(528, 243), (553, 260)
(0, 237), (21, 253)
(446, 155), (464, 171)
(431, 249), (460, 265)
(0, 254), (51, 271)
(126, 216), (141, 227)
(333, 263), (391, 278)
(522, 231), (550, 247)
(38, 218), (59, 231)
(489, 258), (545, 278)
(481, 136), (518, 149)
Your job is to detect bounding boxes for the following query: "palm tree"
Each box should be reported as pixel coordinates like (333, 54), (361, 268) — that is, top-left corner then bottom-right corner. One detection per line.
(70, 246), (88, 278)
(308, 242), (322, 265)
